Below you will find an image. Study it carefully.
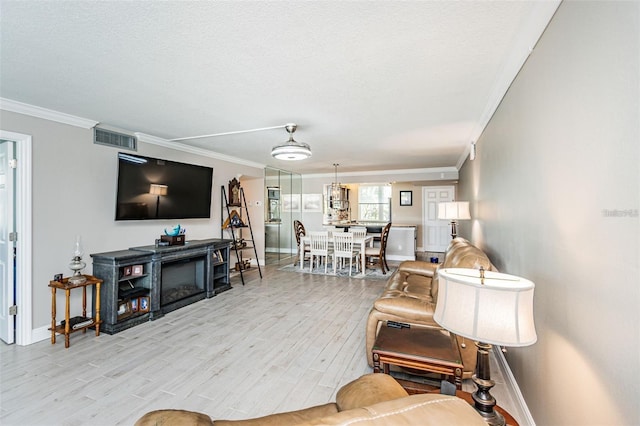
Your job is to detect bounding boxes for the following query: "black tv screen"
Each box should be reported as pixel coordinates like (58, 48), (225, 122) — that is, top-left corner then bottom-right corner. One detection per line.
(115, 152), (213, 221)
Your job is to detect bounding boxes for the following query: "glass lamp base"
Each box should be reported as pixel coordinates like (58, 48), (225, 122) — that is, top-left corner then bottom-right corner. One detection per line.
(68, 273), (86, 285)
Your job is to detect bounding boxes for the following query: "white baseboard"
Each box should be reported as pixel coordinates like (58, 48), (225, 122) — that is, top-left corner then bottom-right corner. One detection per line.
(494, 347), (536, 426)
(386, 254), (416, 262)
(30, 325), (51, 345)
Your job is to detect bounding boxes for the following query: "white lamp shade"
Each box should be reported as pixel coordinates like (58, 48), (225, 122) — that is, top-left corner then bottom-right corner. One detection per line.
(438, 202), (471, 220)
(434, 268), (537, 347)
(149, 184), (168, 196)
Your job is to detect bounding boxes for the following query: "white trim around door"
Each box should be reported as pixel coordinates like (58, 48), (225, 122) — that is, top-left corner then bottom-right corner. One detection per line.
(0, 130), (33, 346)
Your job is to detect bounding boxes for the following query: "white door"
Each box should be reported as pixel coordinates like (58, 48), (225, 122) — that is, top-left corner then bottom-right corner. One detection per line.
(422, 186), (454, 252)
(0, 141), (15, 344)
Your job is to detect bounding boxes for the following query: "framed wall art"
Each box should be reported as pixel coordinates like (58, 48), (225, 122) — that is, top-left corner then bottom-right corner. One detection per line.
(282, 194), (301, 212)
(302, 194), (322, 213)
(400, 191), (413, 206)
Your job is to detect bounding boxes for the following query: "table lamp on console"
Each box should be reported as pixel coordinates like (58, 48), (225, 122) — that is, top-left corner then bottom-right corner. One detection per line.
(434, 267), (537, 426)
(438, 201), (471, 239)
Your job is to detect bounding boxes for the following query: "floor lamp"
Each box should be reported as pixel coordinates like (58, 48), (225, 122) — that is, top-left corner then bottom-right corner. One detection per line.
(438, 201), (470, 239)
(434, 267), (537, 426)
(149, 184), (168, 218)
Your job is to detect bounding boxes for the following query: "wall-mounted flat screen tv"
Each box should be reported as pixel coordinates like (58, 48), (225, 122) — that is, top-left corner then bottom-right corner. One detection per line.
(115, 152), (213, 221)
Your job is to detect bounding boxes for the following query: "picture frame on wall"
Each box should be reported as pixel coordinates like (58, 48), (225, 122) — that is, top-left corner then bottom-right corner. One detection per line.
(400, 191), (413, 206)
(282, 194), (301, 212)
(302, 194), (322, 212)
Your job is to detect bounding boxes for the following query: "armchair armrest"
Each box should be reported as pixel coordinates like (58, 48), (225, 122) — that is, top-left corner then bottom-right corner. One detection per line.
(397, 260), (437, 276)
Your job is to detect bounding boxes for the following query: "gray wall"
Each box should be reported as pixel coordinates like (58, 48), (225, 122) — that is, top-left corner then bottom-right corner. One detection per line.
(0, 110), (264, 334)
(457, 2), (639, 425)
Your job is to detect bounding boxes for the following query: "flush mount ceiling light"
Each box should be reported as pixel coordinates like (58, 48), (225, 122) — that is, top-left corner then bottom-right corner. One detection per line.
(271, 123), (312, 161)
(170, 122), (311, 161)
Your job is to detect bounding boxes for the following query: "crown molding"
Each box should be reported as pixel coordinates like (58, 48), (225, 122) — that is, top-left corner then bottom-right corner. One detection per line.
(0, 97), (265, 170)
(455, 0), (561, 170)
(302, 166), (458, 180)
(0, 97), (99, 129)
(135, 132), (266, 170)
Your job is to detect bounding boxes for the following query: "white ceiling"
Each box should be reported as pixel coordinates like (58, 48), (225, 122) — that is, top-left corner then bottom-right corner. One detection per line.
(0, 1), (559, 175)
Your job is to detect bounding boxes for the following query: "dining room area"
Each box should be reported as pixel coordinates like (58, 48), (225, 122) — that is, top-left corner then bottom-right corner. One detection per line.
(294, 221), (393, 278)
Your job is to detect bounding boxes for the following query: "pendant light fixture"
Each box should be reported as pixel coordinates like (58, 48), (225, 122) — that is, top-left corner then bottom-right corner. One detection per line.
(329, 163), (348, 210)
(271, 123), (312, 161)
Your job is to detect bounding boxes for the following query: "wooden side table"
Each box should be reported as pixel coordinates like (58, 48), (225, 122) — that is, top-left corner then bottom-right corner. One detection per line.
(49, 275), (102, 348)
(372, 325), (464, 389)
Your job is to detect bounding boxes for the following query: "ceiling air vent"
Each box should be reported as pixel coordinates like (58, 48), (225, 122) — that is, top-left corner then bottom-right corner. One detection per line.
(94, 127), (137, 151)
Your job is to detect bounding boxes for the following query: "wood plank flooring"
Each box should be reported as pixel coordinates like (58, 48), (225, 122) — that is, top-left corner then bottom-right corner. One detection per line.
(1, 258), (521, 425)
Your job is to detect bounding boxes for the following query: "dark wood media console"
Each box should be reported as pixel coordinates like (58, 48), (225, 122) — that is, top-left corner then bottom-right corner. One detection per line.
(91, 238), (232, 334)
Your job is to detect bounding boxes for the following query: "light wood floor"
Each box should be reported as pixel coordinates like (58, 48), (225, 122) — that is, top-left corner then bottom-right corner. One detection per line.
(1, 257), (521, 425)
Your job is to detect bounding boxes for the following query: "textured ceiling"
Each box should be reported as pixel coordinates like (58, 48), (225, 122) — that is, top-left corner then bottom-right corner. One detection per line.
(0, 1), (558, 175)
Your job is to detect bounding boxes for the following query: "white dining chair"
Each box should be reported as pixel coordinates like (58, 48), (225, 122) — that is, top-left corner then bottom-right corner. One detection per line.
(323, 225), (337, 237)
(349, 227), (367, 240)
(309, 231), (331, 273)
(332, 232), (359, 276)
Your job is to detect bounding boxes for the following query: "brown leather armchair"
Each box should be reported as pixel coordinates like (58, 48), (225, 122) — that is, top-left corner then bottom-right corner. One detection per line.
(135, 373), (486, 426)
(365, 238), (498, 378)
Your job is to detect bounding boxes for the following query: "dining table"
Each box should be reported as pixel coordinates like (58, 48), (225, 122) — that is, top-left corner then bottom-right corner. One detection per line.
(299, 234), (374, 277)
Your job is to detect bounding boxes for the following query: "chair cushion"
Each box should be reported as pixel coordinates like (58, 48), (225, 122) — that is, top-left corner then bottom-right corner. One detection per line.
(336, 373), (408, 411)
(305, 394), (487, 426)
(212, 404), (338, 426)
(135, 409), (213, 426)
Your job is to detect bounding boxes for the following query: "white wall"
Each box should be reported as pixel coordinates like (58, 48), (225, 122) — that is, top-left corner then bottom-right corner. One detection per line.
(0, 110), (264, 339)
(457, 2), (639, 425)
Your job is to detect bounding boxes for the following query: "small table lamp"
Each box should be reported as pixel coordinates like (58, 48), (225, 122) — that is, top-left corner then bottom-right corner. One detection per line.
(434, 267), (537, 426)
(438, 201), (471, 239)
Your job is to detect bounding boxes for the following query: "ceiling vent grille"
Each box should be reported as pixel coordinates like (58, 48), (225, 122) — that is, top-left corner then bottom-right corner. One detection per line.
(94, 127), (137, 151)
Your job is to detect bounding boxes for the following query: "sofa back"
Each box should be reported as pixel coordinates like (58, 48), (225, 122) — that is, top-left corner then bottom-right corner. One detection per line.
(304, 394), (486, 425)
(431, 237), (496, 302)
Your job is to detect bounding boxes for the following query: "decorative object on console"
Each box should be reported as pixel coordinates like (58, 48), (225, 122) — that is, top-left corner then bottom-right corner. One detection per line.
(160, 235), (185, 246)
(161, 224), (186, 246)
(149, 184), (168, 218)
(139, 296), (150, 313)
(164, 224), (184, 236)
(438, 201), (471, 239)
(170, 123), (312, 161)
(434, 267), (537, 426)
(68, 235), (87, 284)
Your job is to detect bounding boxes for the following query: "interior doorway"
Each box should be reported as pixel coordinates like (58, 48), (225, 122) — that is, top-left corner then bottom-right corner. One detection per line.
(422, 186), (454, 253)
(0, 130), (33, 346)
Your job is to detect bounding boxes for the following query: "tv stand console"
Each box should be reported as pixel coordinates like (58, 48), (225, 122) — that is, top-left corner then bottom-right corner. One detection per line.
(91, 238), (232, 334)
